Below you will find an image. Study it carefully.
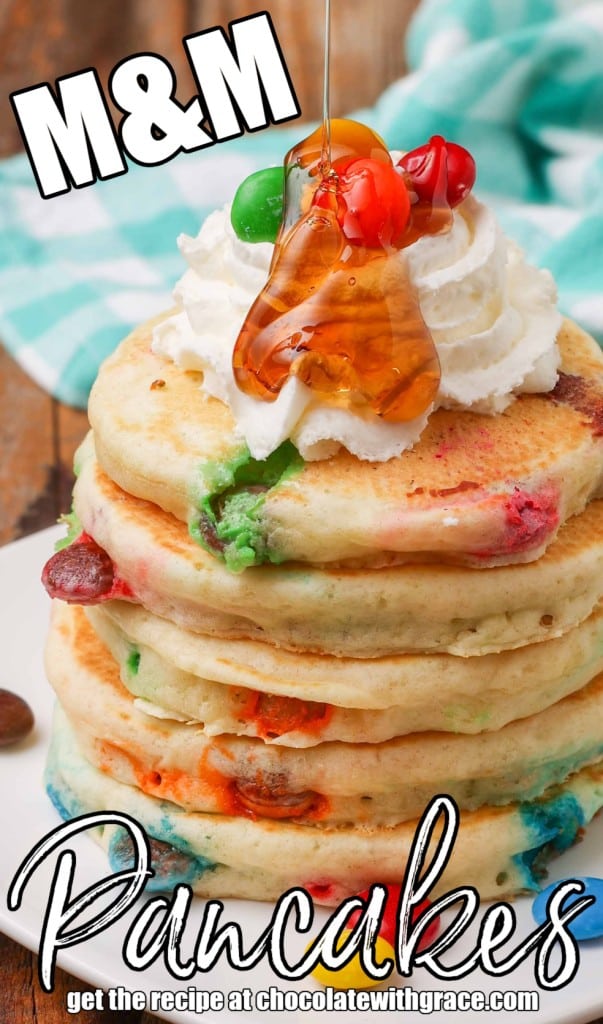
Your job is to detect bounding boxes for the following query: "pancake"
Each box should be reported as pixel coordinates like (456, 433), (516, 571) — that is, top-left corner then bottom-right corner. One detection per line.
(46, 704), (603, 904)
(73, 437), (603, 657)
(47, 602), (603, 827)
(88, 315), (603, 571)
(88, 601), (603, 743)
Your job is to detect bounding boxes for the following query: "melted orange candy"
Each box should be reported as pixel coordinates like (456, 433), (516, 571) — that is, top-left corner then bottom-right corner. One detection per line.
(242, 689), (331, 740)
(233, 119), (448, 424)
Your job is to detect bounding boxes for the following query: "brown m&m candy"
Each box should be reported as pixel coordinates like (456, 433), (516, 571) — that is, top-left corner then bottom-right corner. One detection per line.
(0, 689), (34, 747)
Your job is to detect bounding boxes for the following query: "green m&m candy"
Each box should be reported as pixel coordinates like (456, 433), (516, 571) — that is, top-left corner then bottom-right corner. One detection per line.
(230, 166), (284, 244)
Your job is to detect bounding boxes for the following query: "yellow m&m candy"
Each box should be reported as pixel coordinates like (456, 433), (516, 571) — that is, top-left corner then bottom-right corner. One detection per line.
(309, 930), (395, 990)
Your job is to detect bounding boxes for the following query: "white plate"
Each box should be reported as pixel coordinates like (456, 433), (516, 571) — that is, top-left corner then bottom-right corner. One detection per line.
(1, 526), (603, 1024)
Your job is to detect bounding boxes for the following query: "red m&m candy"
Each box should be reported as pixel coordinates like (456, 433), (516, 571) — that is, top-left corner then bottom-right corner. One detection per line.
(312, 156), (410, 248)
(346, 884), (440, 951)
(42, 534), (115, 604)
(398, 136), (476, 209)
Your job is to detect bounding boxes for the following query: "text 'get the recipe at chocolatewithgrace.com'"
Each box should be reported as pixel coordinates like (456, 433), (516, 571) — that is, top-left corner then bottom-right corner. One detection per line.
(65, 984), (541, 1015)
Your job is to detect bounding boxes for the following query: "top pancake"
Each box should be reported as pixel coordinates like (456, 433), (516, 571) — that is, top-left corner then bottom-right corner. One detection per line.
(89, 314), (603, 570)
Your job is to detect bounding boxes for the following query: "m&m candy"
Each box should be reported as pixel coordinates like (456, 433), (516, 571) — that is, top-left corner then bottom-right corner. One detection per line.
(230, 166), (284, 243)
(42, 534), (115, 604)
(309, 930), (395, 990)
(397, 135), (476, 209)
(345, 884), (440, 950)
(310, 884), (441, 989)
(532, 877), (603, 941)
(0, 689), (34, 747)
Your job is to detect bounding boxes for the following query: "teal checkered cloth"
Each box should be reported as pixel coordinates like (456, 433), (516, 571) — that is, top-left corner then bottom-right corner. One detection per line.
(1, 0), (602, 407)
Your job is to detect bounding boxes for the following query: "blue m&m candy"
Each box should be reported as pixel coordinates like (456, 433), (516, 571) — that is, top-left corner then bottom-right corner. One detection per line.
(532, 877), (603, 940)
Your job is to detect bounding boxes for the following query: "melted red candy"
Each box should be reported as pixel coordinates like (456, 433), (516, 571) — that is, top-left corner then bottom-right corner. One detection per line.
(501, 486), (560, 553)
(41, 533), (133, 604)
(109, 576), (136, 600)
(474, 486), (560, 560)
(346, 884), (440, 951)
(398, 135), (476, 209)
(304, 880), (338, 902)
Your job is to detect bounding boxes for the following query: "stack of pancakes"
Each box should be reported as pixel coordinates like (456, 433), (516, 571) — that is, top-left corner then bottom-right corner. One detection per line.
(44, 314), (603, 904)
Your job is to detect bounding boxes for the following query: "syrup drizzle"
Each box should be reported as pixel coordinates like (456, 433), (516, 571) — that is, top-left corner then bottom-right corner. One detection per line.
(232, 0), (447, 425)
(320, 0), (331, 177)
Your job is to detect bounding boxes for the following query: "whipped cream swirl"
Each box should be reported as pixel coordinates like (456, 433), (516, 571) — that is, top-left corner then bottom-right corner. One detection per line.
(153, 194), (561, 462)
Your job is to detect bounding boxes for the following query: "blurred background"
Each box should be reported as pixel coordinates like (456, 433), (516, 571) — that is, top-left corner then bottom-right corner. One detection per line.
(0, 0), (419, 156)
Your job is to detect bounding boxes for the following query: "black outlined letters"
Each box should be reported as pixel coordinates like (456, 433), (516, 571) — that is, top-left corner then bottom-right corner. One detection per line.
(7, 798), (594, 992)
(10, 69), (126, 199)
(10, 14), (300, 198)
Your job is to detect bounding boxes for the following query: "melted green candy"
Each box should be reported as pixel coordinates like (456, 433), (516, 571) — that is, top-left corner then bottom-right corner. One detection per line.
(54, 509), (83, 551)
(192, 441), (304, 572)
(126, 645), (141, 677)
(230, 166), (284, 243)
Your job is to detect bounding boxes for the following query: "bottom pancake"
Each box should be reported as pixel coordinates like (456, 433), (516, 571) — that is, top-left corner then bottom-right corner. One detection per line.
(47, 706), (603, 905)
